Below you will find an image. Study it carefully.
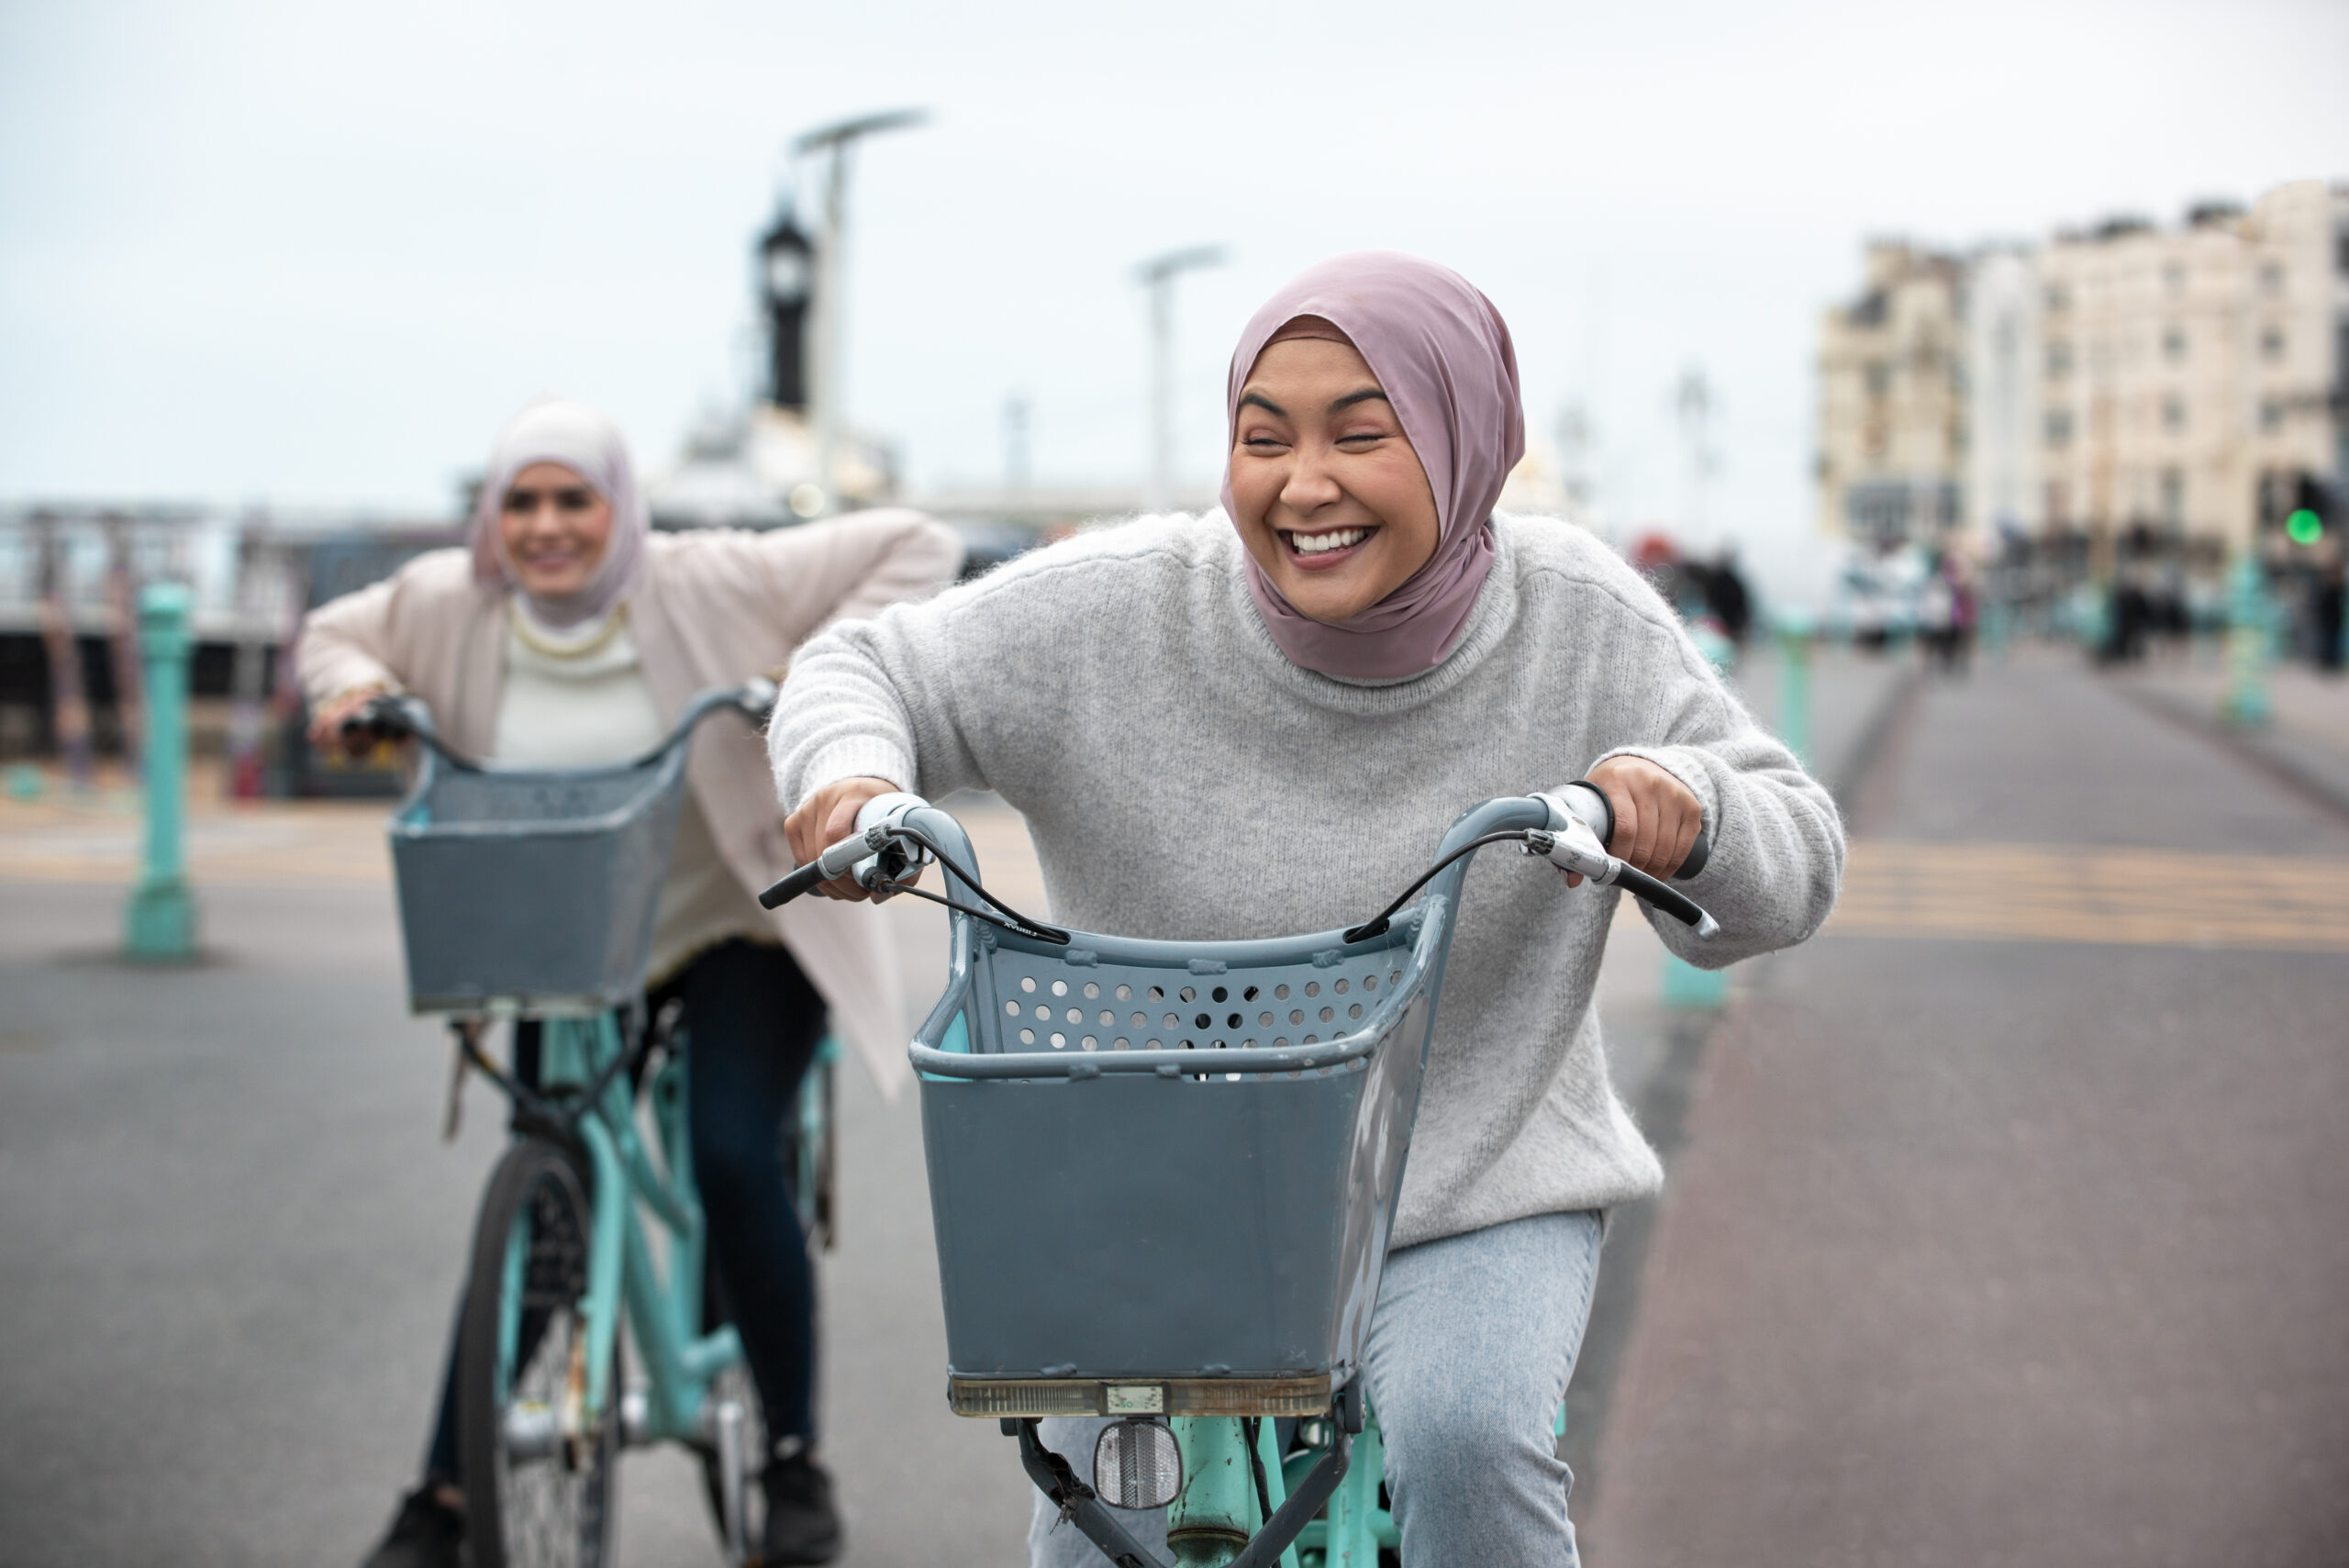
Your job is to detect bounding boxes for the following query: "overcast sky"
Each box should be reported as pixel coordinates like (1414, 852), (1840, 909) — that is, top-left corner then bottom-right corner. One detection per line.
(3, 0), (2343, 601)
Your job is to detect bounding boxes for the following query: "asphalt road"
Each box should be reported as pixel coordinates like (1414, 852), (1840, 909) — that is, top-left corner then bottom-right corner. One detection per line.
(1586, 649), (2349, 1566)
(0, 640), (1998, 1568)
(0, 875), (1030, 1568)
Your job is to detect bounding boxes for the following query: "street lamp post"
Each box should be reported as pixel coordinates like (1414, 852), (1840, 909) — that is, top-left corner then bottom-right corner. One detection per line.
(793, 108), (927, 517)
(1136, 246), (1223, 515)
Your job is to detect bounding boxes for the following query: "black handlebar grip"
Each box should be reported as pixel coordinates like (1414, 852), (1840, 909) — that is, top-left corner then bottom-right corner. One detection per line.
(1569, 777), (1709, 880)
(340, 699), (414, 742)
(758, 860), (830, 911)
(1612, 863), (1711, 930)
(1675, 827), (1711, 881)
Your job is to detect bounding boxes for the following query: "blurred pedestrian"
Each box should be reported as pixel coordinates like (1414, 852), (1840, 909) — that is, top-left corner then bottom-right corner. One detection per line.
(304, 397), (961, 1568)
(2314, 548), (2345, 674)
(1705, 546), (1753, 646)
(1919, 552), (1956, 671)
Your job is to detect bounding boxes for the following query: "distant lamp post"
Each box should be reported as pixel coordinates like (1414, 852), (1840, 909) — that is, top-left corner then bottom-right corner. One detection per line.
(1136, 246), (1224, 515)
(793, 108), (928, 517)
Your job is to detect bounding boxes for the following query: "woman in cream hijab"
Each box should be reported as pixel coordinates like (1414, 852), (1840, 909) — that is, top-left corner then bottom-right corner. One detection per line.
(307, 398), (961, 1568)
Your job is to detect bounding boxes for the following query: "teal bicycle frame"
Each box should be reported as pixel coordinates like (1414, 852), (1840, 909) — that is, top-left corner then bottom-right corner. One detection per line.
(523, 1012), (736, 1443)
(483, 1013), (839, 1447)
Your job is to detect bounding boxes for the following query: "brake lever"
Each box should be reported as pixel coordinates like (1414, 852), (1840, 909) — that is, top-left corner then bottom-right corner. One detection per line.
(847, 792), (931, 898)
(1524, 797), (1720, 939)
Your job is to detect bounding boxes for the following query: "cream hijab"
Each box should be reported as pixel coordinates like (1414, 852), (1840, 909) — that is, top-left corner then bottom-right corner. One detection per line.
(468, 398), (650, 628)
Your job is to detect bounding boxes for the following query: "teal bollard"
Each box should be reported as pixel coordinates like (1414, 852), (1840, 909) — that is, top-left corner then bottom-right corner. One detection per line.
(1775, 607), (1814, 769)
(1663, 617), (1741, 1011)
(2221, 552), (2272, 728)
(1982, 595), (2011, 662)
(124, 581), (199, 962)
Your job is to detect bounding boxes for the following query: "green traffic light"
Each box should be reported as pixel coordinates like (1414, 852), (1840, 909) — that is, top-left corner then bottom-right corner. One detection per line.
(2285, 507), (2323, 545)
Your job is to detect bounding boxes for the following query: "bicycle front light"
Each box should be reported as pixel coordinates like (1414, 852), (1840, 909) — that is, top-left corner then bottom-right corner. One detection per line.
(1094, 1417), (1182, 1510)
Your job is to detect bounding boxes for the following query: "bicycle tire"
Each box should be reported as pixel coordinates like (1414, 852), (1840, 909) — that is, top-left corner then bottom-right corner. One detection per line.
(799, 1051), (838, 1251)
(457, 1139), (619, 1568)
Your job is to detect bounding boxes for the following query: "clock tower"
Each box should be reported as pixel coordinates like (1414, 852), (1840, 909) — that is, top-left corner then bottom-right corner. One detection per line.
(758, 205), (815, 412)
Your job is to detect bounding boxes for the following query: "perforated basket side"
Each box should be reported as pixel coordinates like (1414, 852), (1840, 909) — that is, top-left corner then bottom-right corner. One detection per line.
(977, 949), (1412, 1062)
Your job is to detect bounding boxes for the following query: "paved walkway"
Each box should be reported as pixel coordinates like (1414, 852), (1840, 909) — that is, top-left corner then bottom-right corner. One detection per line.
(1586, 648), (2349, 1566)
(0, 639), (1912, 1566)
(2106, 652), (2349, 815)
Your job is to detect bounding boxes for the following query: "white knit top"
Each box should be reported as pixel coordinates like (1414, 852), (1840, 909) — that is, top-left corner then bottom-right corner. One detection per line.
(493, 603), (773, 987)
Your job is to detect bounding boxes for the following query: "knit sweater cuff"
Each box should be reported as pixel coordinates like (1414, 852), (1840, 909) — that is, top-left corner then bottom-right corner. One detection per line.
(1586, 744), (1723, 840)
(796, 737), (918, 807)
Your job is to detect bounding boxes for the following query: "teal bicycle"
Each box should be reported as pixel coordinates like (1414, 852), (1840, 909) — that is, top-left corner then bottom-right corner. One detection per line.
(360, 680), (837, 1568)
(765, 784), (1714, 1567)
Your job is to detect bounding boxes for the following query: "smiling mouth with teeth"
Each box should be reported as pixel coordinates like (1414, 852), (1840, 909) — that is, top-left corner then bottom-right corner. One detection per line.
(1286, 526), (1373, 557)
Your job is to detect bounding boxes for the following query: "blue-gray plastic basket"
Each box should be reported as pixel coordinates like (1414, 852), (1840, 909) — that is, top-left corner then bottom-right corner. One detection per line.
(384, 719), (693, 1017)
(904, 797), (1546, 1419)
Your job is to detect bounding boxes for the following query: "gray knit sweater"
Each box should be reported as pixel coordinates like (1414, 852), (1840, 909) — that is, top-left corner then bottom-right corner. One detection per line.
(770, 513), (1842, 1247)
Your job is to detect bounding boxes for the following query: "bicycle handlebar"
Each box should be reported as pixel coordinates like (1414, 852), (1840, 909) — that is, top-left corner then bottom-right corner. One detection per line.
(342, 676), (777, 773)
(763, 787), (1720, 940)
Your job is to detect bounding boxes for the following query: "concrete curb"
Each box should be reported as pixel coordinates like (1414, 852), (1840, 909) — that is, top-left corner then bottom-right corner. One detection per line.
(1827, 662), (1923, 814)
(1564, 654), (1923, 1523)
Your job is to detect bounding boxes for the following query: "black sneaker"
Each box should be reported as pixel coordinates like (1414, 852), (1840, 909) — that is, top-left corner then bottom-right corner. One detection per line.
(759, 1451), (843, 1565)
(359, 1485), (464, 1568)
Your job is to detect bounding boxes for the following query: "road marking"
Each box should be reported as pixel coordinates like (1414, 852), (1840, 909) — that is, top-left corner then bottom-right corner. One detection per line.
(0, 807), (390, 887)
(1828, 840), (2349, 953)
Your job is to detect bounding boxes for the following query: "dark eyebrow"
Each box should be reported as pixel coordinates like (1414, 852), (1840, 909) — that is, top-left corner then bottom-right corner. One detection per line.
(1330, 387), (1390, 412)
(1238, 391), (1286, 417)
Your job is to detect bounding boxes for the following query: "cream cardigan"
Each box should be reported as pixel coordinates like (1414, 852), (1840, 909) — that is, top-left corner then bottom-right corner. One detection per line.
(298, 510), (964, 1096)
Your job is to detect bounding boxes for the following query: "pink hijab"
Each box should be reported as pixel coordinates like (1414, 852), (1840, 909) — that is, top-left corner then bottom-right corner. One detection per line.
(469, 398), (650, 628)
(1222, 252), (1524, 680)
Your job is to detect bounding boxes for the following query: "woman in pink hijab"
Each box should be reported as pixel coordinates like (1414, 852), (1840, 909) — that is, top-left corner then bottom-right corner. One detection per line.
(773, 254), (1843, 1565)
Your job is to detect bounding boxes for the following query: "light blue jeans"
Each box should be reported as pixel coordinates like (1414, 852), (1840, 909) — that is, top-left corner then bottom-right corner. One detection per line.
(1027, 1208), (1606, 1567)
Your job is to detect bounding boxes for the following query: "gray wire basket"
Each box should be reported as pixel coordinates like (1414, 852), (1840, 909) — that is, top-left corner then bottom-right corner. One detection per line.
(902, 797), (1545, 1419)
(384, 720), (693, 1017)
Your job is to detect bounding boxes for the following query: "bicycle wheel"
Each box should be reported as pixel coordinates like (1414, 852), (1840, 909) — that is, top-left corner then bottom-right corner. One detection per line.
(696, 1258), (769, 1558)
(796, 1047), (838, 1251)
(457, 1139), (619, 1568)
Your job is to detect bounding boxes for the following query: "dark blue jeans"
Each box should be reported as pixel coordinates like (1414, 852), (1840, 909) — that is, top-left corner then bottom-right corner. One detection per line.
(423, 938), (828, 1483)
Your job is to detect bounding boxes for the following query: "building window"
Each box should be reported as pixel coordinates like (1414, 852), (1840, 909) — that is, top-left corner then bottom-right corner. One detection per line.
(2259, 398), (2285, 433)
(2258, 262), (2284, 297)
(2045, 340), (2074, 378)
(2162, 327), (2186, 362)
(2260, 327), (2285, 361)
(2160, 469), (2185, 528)
(2161, 395), (2186, 432)
(2163, 262), (2186, 294)
(1864, 361), (1890, 397)
(2044, 284), (2070, 314)
(2044, 409), (2074, 448)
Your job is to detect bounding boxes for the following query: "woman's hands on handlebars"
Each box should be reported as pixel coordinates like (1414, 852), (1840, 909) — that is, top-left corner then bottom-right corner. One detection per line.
(308, 684), (395, 756)
(1563, 756), (1704, 888)
(785, 776), (908, 901)
(785, 761), (1701, 901)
